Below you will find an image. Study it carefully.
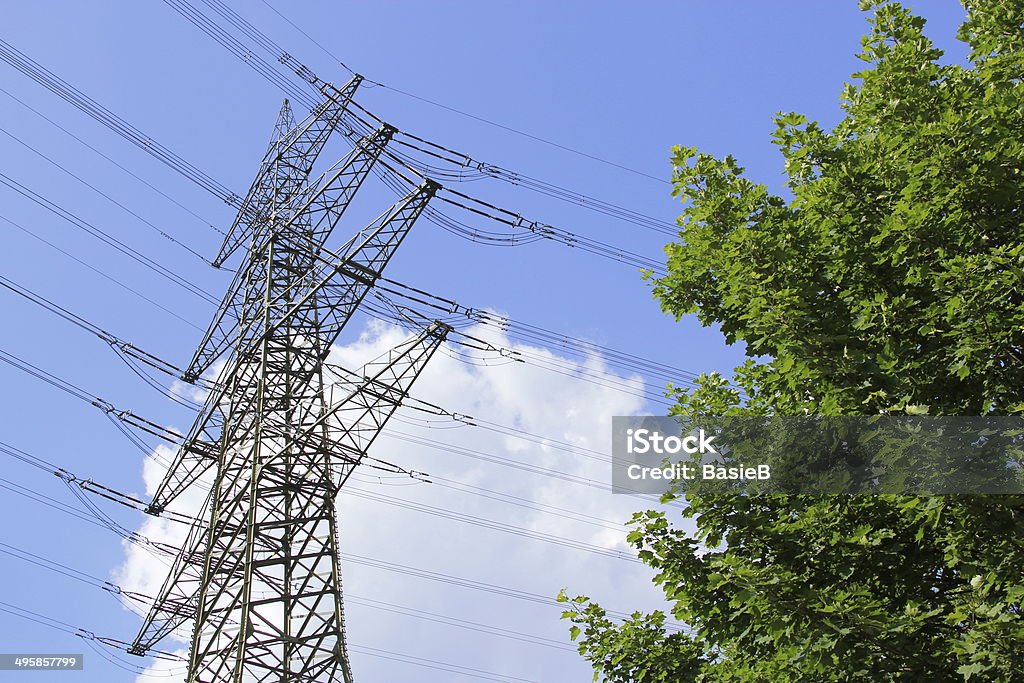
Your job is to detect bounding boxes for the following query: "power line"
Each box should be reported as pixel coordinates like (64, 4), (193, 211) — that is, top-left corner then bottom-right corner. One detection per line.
(0, 284), (683, 530)
(0, 85), (228, 236)
(19, 2), (673, 272)
(214, 0), (678, 239)
(0, 533), (576, 655)
(0, 470), (687, 633)
(0, 16), (702, 675)
(0, 276), (642, 526)
(0, 122), (216, 265)
(0, 171), (218, 305)
(0, 270), (657, 477)
(0, 214), (205, 331)
(0, 198), (681, 405)
(0, 349), (652, 571)
(3, 30), (668, 276)
(0, 462), (604, 678)
(0, 594), (542, 682)
(0, 37), (239, 205)
(0, 35), (697, 389)
(346, 486), (640, 564)
(256, 0), (670, 186)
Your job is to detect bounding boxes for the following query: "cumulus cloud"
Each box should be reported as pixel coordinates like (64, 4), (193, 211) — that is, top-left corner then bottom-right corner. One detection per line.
(119, 318), (676, 682)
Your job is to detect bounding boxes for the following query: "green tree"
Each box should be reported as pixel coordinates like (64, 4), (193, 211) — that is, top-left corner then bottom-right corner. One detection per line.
(562, 2), (1024, 680)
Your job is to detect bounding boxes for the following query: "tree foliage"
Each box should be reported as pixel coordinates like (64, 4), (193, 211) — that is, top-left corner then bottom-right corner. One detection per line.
(562, 2), (1024, 680)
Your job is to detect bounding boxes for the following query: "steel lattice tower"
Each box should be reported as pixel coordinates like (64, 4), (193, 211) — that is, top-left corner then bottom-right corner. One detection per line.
(128, 77), (449, 682)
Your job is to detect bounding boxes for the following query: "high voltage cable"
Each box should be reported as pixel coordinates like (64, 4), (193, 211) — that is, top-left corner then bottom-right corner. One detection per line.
(347, 645), (539, 683)
(0, 596), (544, 682)
(252, 0), (674, 187)
(199, 0), (680, 237)
(0, 38), (239, 205)
(0, 244), (211, 410)
(161, 0), (317, 110)
(0, 85), (228, 236)
(2, 321), (668, 504)
(0, 200), (685, 405)
(0, 328), (624, 538)
(1, 20), (671, 276)
(0, 309), (674, 504)
(98, 451), (639, 565)
(0, 540), (152, 608)
(0, 345), (191, 468)
(0, 123), (215, 265)
(0, 471), (687, 633)
(0, 42), (676, 301)
(0, 36), (696, 389)
(328, 105), (671, 276)
(199, 0), (667, 201)
(0, 274), (630, 471)
(370, 276), (701, 385)
(194, 0), (680, 260)
(0, 533), (576, 655)
(0, 271), (653, 468)
(0, 172), (218, 305)
(346, 486), (639, 563)
(362, 293), (682, 403)
(378, 473), (627, 532)
(380, 428), (666, 502)
(0, 347), (114, 410)
(0, 599), (186, 669)
(0, 347), (671, 559)
(0, 15), (708, 664)
(0, 214), (205, 332)
(344, 595), (574, 653)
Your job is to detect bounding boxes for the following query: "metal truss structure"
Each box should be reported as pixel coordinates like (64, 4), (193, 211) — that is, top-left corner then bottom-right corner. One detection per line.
(128, 77), (449, 683)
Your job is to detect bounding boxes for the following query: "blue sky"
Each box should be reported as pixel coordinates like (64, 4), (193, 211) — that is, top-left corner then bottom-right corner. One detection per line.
(0, 2), (970, 681)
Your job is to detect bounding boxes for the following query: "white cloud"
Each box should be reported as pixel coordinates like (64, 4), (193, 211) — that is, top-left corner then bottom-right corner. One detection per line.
(119, 319), (677, 682)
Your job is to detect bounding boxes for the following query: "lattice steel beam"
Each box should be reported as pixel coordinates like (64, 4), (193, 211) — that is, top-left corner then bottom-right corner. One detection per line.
(129, 94), (447, 683)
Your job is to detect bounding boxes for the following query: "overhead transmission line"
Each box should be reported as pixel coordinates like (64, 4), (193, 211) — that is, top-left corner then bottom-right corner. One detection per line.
(0, 79), (679, 389)
(0, 84), (228, 236)
(0, 273), (182, 375)
(253, 0), (671, 187)
(0, 33), (699, 391)
(0, 275), (199, 412)
(236, 0), (676, 227)
(0, 595), (544, 682)
(0, 21), (705, 657)
(0, 38), (238, 206)
(0, 171), (218, 305)
(0, 185), (687, 403)
(0, 345), (641, 562)
(0, 123), (215, 265)
(0, 23), (673, 277)
(0, 532), (576, 655)
(0, 214), (205, 332)
(0, 270), (673, 480)
(0, 598), (186, 676)
(1, 262), (640, 522)
(164, 0), (674, 271)
(0, 342), (673, 560)
(0, 477), (584, 676)
(0, 461), (688, 633)
(0, 292), (650, 503)
(0, 272), (688, 537)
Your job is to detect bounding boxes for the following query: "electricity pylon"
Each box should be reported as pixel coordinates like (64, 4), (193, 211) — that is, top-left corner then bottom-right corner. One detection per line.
(128, 77), (449, 683)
